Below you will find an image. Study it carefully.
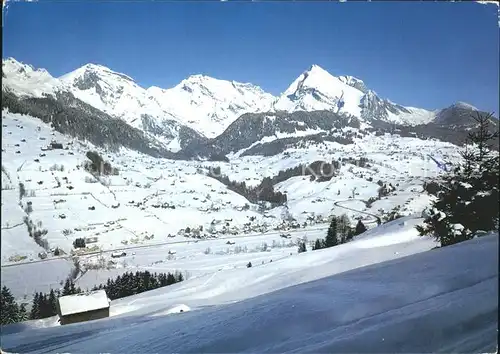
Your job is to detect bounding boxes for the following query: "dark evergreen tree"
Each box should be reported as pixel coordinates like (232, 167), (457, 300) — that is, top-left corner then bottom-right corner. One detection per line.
(48, 289), (57, 316)
(159, 273), (167, 287)
(39, 293), (51, 319)
(166, 273), (176, 286)
(150, 273), (159, 289)
(1, 286), (19, 325)
(69, 279), (77, 295)
(247, 262), (252, 268)
(73, 237), (86, 249)
(337, 214), (351, 244)
(417, 113), (499, 246)
(355, 220), (367, 236)
(325, 217), (338, 248)
(30, 292), (40, 320)
(141, 271), (152, 292)
(62, 279), (71, 296)
(18, 303), (28, 322)
(312, 239), (324, 250)
(116, 275), (124, 299)
(346, 227), (355, 242)
(298, 241), (307, 253)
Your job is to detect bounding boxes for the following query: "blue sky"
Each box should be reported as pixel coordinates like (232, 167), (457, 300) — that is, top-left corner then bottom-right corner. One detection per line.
(3, 1), (499, 114)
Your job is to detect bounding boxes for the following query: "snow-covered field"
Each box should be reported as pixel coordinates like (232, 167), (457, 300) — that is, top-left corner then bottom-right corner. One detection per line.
(1, 232), (497, 353)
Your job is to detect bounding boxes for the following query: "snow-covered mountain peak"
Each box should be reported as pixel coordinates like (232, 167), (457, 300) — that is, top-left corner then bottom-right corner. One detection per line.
(3, 57), (34, 74)
(2, 57), (54, 79)
(183, 73), (210, 82)
(452, 101), (479, 111)
(59, 63), (167, 133)
(176, 73), (271, 97)
(274, 64), (365, 117)
(271, 65), (442, 126)
(280, 64), (338, 97)
(2, 58), (63, 98)
(306, 63), (331, 75)
(146, 75), (275, 138)
(60, 63), (136, 88)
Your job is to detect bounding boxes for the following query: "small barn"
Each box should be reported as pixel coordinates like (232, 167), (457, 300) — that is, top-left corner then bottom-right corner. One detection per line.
(50, 142), (64, 149)
(57, 290), (110, 325)
(84, 236), (99, 244)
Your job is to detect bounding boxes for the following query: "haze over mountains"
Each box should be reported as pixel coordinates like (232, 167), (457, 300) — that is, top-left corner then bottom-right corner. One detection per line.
(3, 57), (495, 158)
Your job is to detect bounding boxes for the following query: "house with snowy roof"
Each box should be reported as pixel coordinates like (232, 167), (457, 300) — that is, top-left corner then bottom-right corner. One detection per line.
(56, 289), (110, 325)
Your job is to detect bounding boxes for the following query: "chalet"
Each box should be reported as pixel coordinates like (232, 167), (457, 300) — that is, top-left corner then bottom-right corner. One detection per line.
(85, 236), (99, 244)
(50, 142), (64, 149)
(56, 290), (110, 325)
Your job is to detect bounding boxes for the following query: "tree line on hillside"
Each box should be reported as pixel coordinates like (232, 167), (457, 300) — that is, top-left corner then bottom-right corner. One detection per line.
(262, 160), (342, 184)
(0, 271), (184, 325)
(208, 166), (287, 206)
(207, 159), (348, 206)
(91, 270), (183, 300)
(84, 150), (119, 176)
(417, 113), (499, 247)
(309, 215), (367, 251)
(1, 89), (172, 158)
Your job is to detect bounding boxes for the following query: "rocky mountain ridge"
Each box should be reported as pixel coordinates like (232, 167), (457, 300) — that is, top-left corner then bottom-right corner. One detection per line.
(3, 57), (497, 160)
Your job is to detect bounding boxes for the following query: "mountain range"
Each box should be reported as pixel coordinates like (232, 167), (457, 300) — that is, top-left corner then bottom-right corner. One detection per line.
(2, 57), (497, 158)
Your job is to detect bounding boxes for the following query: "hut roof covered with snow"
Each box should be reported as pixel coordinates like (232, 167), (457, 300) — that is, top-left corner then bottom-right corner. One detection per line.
(58, 289), (110, 316)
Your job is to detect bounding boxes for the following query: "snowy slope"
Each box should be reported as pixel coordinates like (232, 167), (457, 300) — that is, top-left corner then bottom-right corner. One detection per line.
(4, 216), (437, 325)
(1, 216), (444, 324)
(1, 233), (497, 353)
(387, 105), (437, 125)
